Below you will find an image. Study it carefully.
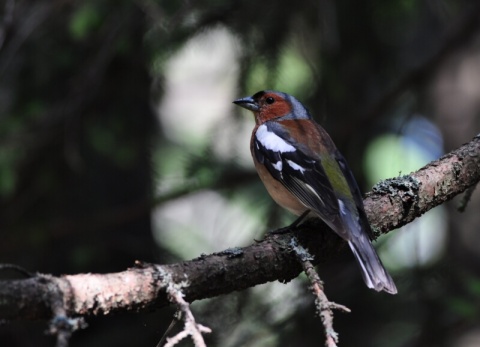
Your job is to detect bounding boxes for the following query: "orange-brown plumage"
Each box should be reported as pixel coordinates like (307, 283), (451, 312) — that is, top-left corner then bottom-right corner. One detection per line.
(253, 91), (294, 124)
(250, 123), (309, 215)
(234, 90), (397, 294)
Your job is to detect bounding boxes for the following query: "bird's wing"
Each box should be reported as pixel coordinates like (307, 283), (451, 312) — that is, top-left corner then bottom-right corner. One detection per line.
(252, 127), (343, 230)
(333, 150), (374, 239)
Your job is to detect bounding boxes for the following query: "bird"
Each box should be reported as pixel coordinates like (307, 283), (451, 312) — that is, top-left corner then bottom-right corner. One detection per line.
(233, 90), (397, 294)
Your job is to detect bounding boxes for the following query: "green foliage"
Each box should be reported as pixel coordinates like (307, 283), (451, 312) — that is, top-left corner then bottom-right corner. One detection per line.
(246, 46), (314, 97)
(69, 2), (103, 40)
(448, 296), (477, 319)
(1, 0), (479, 346)
(86, 119), (137, 168)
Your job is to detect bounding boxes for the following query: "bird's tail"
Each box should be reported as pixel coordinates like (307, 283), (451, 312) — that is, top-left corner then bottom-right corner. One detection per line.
(348, 235), (397, 294)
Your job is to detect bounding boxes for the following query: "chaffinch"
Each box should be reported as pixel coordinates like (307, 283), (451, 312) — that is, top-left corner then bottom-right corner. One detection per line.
(233, 90), (397, 294)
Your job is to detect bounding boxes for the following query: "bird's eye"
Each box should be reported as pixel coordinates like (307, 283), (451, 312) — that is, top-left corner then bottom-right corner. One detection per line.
(265, 97), (275, 104)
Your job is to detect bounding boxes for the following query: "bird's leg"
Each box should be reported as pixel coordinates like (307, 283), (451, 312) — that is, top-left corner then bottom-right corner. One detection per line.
(269, 210), (311, 235)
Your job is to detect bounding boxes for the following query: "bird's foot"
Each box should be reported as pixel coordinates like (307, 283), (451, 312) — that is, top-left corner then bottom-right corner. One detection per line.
(268, 226), (295, 235)
(267, 210), (311, 235)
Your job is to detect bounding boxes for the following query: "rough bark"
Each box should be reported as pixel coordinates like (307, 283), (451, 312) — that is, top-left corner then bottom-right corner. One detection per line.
(0, 134), (479, 322)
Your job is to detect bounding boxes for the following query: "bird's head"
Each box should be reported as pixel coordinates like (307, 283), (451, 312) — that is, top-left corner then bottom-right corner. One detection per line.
(233, 90), (311, 124)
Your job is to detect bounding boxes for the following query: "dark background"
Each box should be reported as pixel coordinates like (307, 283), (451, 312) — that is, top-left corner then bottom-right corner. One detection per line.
(1, 1), (480, 346)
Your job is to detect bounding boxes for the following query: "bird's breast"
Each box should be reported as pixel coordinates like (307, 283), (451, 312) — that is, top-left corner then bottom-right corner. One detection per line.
(252, 151), (308, 216)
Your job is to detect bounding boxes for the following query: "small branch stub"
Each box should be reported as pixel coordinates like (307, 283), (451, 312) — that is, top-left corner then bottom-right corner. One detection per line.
(160, 269), (211, 347)
(290, 237), (350, 347)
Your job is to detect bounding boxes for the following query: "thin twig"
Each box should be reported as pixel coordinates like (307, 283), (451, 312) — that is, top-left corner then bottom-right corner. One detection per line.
(161, 274), (211, 347)
(47, 316), (87, 347)
(0, 263), (34, 278)
(457, 183), (478, 212)
(290, 238), (350, 347)
(156, 311), (181, 347)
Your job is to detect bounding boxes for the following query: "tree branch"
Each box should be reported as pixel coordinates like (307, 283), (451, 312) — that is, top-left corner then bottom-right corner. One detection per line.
(1, 134), (479, 322)
(291, 237), (351, 347)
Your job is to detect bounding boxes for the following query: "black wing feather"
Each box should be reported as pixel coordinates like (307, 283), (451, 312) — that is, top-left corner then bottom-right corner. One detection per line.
(334, 151), (374, 239)
(253, 135), (340, 224)
(253, 127), (397, 293)
(253, 140), (284, 182)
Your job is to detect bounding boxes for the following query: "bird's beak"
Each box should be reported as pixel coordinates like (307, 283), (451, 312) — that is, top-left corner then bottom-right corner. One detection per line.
(233, 96), (259, 112)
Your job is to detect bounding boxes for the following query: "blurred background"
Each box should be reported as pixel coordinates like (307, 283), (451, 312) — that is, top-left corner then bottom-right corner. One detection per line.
(1, 0), (480, 346)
